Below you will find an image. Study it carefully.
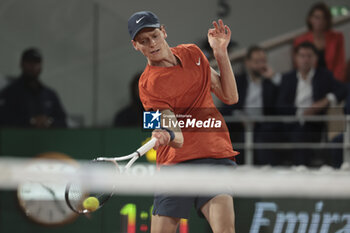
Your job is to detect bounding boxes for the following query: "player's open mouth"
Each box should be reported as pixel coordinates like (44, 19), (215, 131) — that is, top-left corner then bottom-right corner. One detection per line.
(151, 49), (160, 54)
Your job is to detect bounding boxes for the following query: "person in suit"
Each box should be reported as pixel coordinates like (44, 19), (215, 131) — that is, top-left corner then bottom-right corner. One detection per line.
(223, 46), (281, 165)
(294, 2), (346, 82)
(277, 41), (347, 166)
(232, 46), (280, 116)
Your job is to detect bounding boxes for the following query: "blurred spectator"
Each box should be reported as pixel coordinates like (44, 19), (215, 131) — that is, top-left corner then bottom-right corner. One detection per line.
(0, 48), (67, 128)
(346, 59), (350, 83)
(0, 73), (8, 90)
(113, 72), (144, 127)
(294, 2), (346, 82)
(222, 46), (281, 165)
(234, 46), (281, 116)
(330, 83), (350, 168)
(277, 42), (347, 166)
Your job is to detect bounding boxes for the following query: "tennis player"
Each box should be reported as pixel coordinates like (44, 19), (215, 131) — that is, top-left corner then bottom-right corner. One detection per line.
(128, 11), (239, 233)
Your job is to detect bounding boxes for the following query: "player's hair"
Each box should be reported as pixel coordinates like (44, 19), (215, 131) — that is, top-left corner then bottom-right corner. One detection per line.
(160, 24), (166, 31)
(245, 45), (264, 60)
(306, 2), (332, 31)
(294, 41), (318, 55)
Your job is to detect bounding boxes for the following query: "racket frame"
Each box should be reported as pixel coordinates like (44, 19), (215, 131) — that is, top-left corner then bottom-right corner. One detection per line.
(65, 137), (157, 214)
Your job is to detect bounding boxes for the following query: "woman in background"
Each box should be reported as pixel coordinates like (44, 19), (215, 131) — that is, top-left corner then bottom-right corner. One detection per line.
(294, 2), (346, 82)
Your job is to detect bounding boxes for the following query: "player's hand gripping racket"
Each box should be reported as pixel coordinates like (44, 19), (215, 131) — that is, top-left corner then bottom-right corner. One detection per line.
(65, 137), (157, 214)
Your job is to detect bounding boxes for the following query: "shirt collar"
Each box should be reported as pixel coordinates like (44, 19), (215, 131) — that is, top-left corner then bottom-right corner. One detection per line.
(297, 68), (315, 83)
(247, 72), (262, 84)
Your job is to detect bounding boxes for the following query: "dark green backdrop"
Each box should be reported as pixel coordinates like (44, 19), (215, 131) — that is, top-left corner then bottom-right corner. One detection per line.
(0, 129), (349, 233)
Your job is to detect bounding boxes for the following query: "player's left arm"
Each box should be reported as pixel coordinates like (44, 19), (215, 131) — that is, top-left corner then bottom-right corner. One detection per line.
(208, 19), (238, 105)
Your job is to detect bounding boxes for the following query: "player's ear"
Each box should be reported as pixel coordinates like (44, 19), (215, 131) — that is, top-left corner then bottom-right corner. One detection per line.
(131, 40), (139, 51)
(160, 26), (167, 39)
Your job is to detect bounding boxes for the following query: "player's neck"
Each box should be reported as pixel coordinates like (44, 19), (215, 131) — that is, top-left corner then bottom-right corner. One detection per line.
(148, 47), (179, 67)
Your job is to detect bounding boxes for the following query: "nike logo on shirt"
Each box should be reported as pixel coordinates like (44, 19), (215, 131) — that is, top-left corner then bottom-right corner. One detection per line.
(136, 16), (145, 24)
(196, 58), (201, 66)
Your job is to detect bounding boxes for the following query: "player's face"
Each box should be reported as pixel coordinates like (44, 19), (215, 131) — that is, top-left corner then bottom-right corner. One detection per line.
(245, 50), (267, 77)
(295, 48), (318, 73)
(132, 27), (168, 63)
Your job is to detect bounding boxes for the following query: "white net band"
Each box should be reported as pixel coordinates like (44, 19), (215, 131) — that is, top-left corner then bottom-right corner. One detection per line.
(1, 157), (350, 198)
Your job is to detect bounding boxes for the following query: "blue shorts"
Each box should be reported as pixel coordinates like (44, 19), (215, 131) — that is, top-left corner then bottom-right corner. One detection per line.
(152, 157), (237, 219)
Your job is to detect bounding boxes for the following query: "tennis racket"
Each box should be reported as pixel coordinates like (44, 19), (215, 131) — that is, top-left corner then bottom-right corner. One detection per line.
(65, 137), (157, 214)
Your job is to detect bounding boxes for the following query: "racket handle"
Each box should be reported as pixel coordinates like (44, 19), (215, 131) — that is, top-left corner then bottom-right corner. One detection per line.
(136, 137), (157, 156)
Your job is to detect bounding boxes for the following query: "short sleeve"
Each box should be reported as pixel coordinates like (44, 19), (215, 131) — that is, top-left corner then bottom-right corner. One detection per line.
(138, 81), (174, 111)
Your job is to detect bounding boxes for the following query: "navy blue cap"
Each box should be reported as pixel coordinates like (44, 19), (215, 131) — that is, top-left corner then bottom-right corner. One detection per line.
(128, 11), (160, 40)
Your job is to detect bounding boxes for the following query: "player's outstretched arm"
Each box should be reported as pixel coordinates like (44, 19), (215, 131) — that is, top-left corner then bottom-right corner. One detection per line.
(208, 19), (238, 105)
(152, 109), (184, 150)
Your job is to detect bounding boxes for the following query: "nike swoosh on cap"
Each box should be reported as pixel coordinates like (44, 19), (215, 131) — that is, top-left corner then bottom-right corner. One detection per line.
(136, 16), (145, 24)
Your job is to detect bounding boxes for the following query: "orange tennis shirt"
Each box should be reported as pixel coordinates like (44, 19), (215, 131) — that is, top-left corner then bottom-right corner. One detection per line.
(139, 44), (239, 165)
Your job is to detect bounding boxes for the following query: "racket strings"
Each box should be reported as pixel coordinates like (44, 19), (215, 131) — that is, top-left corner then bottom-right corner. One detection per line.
(66, 182), (87, 213)
(66, 160), (117, 214)
(64, 138), (157, 214)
